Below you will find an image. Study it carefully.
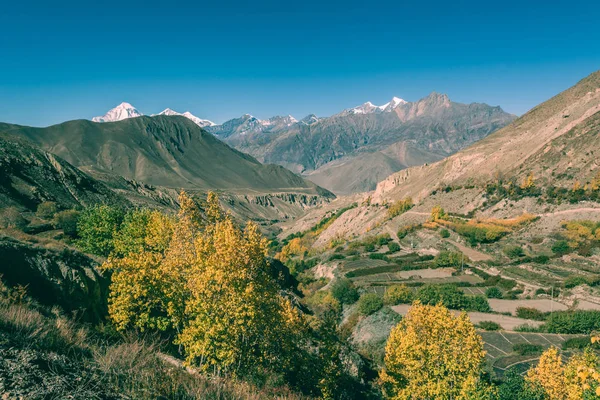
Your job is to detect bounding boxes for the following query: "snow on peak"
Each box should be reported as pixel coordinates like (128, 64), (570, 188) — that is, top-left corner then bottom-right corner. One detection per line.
(349, 102), (378, 114)
(153, 108), (215, 127)
(92, 102), (143, 122)
(345, 97), (408, 115)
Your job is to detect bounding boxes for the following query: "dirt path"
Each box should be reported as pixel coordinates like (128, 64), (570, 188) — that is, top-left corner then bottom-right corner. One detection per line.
(445, 239), (492, 262)
(541, 207), (600, 217)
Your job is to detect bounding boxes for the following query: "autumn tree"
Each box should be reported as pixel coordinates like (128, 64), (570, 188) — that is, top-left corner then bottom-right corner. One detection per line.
(431, 206), (447, 221)
(526, 346), (600, 400)
(521, 173), (535, 190)
(380, 302), (493, 399)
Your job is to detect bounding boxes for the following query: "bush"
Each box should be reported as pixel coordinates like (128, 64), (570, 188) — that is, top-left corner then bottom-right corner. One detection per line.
(416, 284), (490, 312)
(433, 251), (463, 268)
(53, 210), (80, 237)
(564, 275), (588, 288)
(387, 242), (401, 253)
(439, 229), (450, 238)
(485, 287), (503, 299)
(562, 337), (597, 350)
(364, 243), (376, 252)
(357, 293), (383, 316)
(330, 279), (359, 305)
(532, 255), (549, 264)
(369, 253), (388, 261)
(387, 198), (413, 218)
(0, 207), (27, 230)
(514, 324), (543, 333)
(515, 307), (547, 321)
(545, 310), (600, 334)
(327, 254), (345, 261)
(383, 285), (413, 305)
(77, 205), (125, 256)
(551, 240), (571, 256)
(503, 245), (525, 259)
(36, 201), (58, 219)
(477, 321), (501, 331)
(512, 343), (543, 356)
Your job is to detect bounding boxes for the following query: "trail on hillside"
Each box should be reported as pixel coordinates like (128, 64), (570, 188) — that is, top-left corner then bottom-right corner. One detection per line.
(445, 239), (492, 261)
(541, 207), (600, 217)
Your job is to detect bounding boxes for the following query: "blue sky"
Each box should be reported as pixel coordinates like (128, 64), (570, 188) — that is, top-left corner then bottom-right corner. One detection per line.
(1, 0), (599, 126)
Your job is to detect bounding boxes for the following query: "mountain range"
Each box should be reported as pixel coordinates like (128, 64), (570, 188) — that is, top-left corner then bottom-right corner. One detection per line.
(91, 94), (515, 194)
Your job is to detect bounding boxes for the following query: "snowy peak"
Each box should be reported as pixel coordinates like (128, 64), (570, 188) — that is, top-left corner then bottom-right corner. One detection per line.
(344, 97), (408, 115)
(92, 102), (143, 122)
(154, 108), (215, 127)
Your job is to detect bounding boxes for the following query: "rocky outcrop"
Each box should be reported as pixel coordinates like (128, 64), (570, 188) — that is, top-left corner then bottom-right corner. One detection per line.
(0, 235), (108, 322)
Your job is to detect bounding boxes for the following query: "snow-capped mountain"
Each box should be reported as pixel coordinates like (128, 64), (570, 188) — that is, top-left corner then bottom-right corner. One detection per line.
(92, 102), (143, 122)
(344, 96), (408, 115)
(92, 103), (214, 127)
(154, 108), (215, 127)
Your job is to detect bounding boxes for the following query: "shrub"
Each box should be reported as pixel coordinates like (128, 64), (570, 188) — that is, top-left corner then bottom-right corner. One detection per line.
(36, 201), (58, 219)
(477, 321), (501, 331)
(564, 275), (588, 288)
(416, 284), (490, 312)
(53, 210), (80, 237)
(388, 198), (413, 218)
(433, 251), (463, 268)
(397, 224), (419, 239)
(77, 205), (125, 256)
(562, 337), (597, 350)
(439, 229), (450, 238)
(330, 279), (359, 305)
(357, 293), (383, 316)
(545, 310), (600, 334)
(532, 255), (549, 264)
(369, 253), (388, 261)
(514, 324), (543, 333)
(485, 287), (503, 299)
(327, 254), (345, 261)
(0, 207), (27, 230)
(364, 243), (376, 252)
(387, 242), (401, 253)
(383, 285), (413, 305)
(551, 240), (571, 255)
(515, 307), (547, 321)
(503, 245), (525, 258)
(512, 343), (543, 356)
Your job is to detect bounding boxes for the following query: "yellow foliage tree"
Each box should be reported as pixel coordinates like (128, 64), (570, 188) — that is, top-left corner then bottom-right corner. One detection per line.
(380, 302), (490, 399)
(527, 346), (600, 400)
(521, 173), (535, 189)
(526, 347), (567, 400)
(177, 218), (301, 374)
(431, 206), (447, 221)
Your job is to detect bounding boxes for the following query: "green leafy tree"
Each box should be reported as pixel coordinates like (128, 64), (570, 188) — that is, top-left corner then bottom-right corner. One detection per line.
(357, 293), (383, 316)
(77, 204), (125, 256)
(330, 278), (359, 305)
(384, 284), (413, 305)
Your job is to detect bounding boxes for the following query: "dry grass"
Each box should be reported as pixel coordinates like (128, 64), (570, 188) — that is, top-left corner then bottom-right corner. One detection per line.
(0, 281), (306, 400)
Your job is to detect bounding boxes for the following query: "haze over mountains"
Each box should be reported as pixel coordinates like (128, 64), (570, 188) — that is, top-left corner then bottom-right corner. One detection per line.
(91, 93), (515, 194)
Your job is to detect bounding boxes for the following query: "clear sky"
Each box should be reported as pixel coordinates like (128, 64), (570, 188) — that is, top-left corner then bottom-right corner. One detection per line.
(1, 0), (599, 126)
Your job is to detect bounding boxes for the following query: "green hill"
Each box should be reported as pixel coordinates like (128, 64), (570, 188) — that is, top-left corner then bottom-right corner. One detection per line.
(0, 116), (332, 197)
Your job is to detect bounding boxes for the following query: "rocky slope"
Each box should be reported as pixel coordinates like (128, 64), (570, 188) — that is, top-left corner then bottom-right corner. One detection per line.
(372, 70), (600, 203)
(278, 70), (600, 245)
(208, 93), (515, 194)
(0, 133), (125, 211)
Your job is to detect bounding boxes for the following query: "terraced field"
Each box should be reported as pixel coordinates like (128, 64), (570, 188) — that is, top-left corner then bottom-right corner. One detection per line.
(480, 331), (585, 376)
